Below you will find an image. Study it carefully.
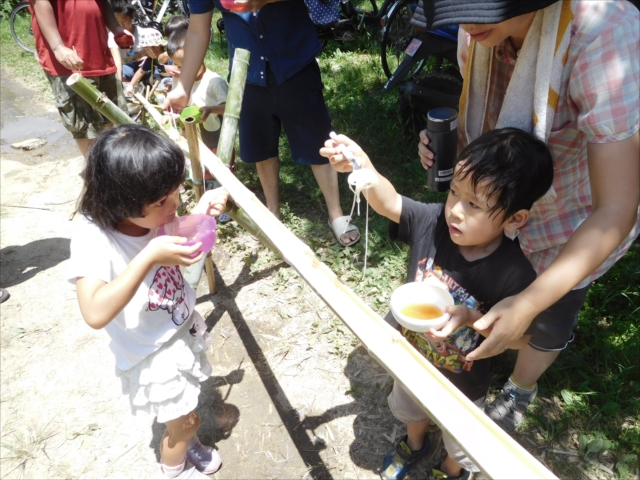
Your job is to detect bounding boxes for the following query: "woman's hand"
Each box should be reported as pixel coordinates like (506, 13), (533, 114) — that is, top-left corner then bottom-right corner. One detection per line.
(465, 294), (540, 360)
(319, 133), (370, 173)
(143, 236), (203, 267)
(418, 129), (435, 170)
(192, 188), (230, 217)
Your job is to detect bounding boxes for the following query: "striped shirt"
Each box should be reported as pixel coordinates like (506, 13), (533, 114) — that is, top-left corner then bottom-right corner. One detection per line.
(458, 1), (640, 288)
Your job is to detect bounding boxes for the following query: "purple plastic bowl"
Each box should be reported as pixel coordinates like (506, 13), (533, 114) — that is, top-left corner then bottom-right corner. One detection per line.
(158, 214), (217, 257)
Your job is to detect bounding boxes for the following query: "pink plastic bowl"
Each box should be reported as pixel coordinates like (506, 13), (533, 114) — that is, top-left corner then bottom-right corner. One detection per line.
(158, 214), (217, 257)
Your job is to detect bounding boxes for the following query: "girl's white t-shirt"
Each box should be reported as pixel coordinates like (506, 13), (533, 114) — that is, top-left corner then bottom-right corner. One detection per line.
(68, 217), (196, 371)
(173, 69), (228, 132)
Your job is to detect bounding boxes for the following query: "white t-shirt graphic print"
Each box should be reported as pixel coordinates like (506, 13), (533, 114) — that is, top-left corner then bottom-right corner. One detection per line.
(69, 217), (195, 371)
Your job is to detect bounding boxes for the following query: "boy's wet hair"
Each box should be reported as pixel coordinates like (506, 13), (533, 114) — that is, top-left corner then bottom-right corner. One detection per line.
(77, 125), (185, 230)
(111, 0), (136, 17)
(456, 127), (554, 219)
(165, 15), (190, 37)
(167, 28), (187, 57)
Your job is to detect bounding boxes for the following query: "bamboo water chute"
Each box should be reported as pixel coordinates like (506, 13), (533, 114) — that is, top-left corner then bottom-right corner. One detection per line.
(67, 53), (557, 479)
(183, 117), (216, 294)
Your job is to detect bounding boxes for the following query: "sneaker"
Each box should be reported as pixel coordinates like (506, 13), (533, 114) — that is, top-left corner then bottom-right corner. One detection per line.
(484, 380), (538, 433)
(380, 434), (432, 480)
(187, 436), (222, 474)
(432, 467), (473, 480)
(217, 213), (231, 224)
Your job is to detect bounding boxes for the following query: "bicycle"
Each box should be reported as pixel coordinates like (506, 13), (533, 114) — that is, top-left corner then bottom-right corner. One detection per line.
(131, 0), (190, 33)
(9, 0), (35, 54)
(313, 0), (397, 45)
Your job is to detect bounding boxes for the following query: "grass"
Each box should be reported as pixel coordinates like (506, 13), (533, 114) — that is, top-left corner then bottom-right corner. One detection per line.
(1, 17), (638, 478)
(0, 17), (54, 104)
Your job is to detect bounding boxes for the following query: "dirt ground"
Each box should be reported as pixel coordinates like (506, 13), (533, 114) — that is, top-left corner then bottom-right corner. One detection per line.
(0, 71), (450, 480)
(2, 70), (624, 480)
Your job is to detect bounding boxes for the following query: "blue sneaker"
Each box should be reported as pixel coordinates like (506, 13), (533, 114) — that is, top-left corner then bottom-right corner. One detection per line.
(380, 434), (431, 480)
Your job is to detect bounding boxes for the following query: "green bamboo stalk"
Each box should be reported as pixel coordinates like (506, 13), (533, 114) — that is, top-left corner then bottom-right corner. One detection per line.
(216, 48), (250, 167)
(66, 73), (134, 126)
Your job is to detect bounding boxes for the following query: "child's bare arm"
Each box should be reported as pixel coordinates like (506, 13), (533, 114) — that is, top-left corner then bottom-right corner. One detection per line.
(199, 104), (226, 121)
(76, 237), (202, 329)
(129, 67), (147, 88)
(191, 188), (229, 217)
(319, 134), (402, 223)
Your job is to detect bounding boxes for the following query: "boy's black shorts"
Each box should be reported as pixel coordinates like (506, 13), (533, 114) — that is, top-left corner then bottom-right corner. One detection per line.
(525, 284), (590, 351)
(238, 60), (331, 165)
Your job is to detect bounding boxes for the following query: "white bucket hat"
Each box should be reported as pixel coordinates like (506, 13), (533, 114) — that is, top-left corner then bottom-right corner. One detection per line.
(136, 27), (167, 50)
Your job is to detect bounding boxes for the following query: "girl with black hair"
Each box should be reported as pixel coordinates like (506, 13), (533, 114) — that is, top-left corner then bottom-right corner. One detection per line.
(69, 124), (229, 479)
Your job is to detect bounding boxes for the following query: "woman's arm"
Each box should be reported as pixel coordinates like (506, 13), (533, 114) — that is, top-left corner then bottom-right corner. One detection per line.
(467, 132), (640, 360)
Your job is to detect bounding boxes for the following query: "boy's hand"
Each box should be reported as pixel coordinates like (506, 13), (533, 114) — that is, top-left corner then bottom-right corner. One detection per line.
(192, 188), (229, 217)
(143, 236), (203, 267)
(319, 134), (370, 173)
(164, 64), (180, 77)
(425, 304), (476, 341)
(199, 105), (224, 122)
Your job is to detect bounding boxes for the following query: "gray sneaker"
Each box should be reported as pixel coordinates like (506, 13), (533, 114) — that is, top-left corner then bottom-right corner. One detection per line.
(484, 380), (538, 432)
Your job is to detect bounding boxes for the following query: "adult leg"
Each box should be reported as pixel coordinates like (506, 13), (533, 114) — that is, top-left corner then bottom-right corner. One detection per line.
(255, 156), (281, 216)
(311, 163), (358, 243)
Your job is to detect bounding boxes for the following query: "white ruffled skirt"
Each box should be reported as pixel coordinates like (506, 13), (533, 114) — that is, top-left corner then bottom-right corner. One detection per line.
(117, 312), (212, 424)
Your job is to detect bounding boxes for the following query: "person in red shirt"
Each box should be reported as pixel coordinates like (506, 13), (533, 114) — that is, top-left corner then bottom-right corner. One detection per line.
(30, 0), (132, 156)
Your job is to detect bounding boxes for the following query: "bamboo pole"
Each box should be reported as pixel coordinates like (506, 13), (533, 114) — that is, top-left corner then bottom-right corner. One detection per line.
(216, 49), (250, 167)
(66, 73), (134, 126)
(184, 118), (216, 294)
(70, 70), (557, 480)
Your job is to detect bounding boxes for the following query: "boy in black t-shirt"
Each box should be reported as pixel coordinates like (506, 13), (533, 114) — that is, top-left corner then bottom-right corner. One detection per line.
(320, 128), (554, 480)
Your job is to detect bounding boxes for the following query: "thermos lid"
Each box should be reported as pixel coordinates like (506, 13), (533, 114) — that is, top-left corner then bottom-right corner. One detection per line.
(427, 107), (458, 133)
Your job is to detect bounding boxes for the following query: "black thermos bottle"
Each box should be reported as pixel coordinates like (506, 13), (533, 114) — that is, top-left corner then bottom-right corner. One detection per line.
(426, 107), (458, 192)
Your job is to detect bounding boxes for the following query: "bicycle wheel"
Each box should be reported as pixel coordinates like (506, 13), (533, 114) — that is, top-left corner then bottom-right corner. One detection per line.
(174, 0), (190, 16)
(10, 3), (36, 54)
(380, 0), (425, 79)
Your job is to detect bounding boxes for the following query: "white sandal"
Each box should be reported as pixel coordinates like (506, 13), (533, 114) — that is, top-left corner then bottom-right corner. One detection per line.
(328, 216), (360, 247)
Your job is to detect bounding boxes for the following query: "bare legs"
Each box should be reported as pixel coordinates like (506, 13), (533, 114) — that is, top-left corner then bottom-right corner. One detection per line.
(406, 420), (462, 477)
(255, 156), (281, 216)
(75, 138), (94, 157)
(161, 411), (200, 467)
(254, 156), (359, 244)
(406, 420), (430, 451)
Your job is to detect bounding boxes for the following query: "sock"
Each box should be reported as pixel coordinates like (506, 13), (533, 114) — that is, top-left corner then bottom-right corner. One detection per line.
(161, 458), (186, 478)
(508, 376), (536, 391)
